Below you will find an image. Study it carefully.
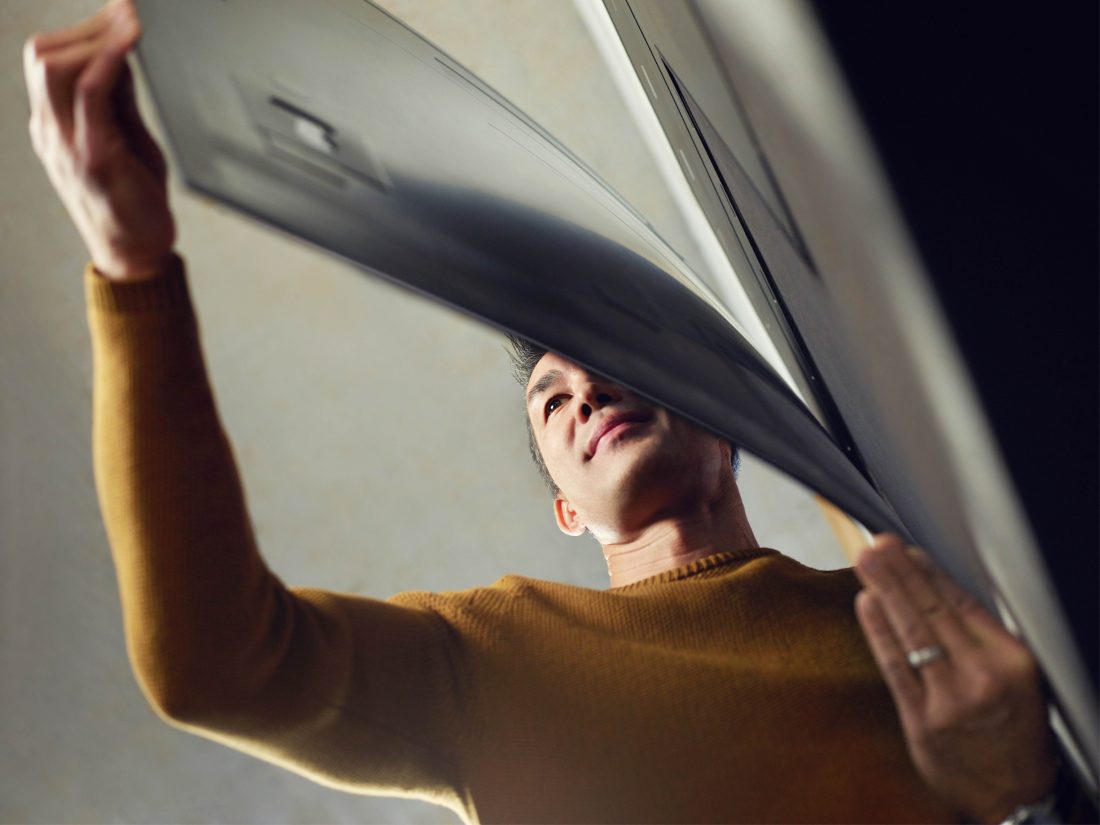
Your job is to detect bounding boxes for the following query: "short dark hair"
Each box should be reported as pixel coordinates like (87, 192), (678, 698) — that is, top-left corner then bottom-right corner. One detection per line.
(507, 335), (561, 494)
(505, 335), (740, 494)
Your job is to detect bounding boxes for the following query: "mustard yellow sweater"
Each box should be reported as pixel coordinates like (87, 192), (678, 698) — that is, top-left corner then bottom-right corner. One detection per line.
(84, 256), (958, 823)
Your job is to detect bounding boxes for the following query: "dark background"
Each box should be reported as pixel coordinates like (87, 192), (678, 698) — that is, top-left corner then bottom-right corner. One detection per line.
(811, 3), (1098, 688)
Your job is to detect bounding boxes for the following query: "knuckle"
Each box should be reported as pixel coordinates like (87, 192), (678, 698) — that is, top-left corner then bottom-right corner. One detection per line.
(969, 671), (1008, 710)
(39, 50), (60, 72)
(74, 72), (100, 99)
(900, 618), (924, 642)
(81, 154), (111, 184)
(39, 52), (69, 81)
(970, 673), (995, 702)
(919, 600), (944, 618)
(884, 659), (911, 684)
(951, 592), (978, 615)
(72, 138), (106, 180)
(1003, 644), (1040, 683)
(952, 588), (984, 616)
(23, 34), (47, 63)
(923, 712), (956, 738)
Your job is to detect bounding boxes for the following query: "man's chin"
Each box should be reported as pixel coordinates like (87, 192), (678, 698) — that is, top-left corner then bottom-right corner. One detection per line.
(601, 442), (681, 500)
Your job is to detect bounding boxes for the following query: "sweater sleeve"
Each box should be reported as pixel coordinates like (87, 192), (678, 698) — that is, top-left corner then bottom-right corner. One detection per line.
(84, 257), (466, 808)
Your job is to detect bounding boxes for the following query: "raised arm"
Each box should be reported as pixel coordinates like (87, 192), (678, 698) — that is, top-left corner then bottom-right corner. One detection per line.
(26, 0), (465, 805)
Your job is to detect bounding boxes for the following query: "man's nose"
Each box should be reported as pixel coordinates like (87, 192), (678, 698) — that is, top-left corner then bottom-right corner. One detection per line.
(577, 377), (622, 420)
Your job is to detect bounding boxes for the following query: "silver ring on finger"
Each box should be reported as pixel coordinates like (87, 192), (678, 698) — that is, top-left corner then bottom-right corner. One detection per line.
(906, 644), (946, 669)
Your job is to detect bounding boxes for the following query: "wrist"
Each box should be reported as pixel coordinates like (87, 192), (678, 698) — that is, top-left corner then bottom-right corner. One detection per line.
(92, 250), (177, 282)
(987, 757), (1068, 825)
(998, 793), (1059, 825)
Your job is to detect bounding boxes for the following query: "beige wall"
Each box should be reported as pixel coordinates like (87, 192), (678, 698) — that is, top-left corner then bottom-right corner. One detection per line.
(0, 1), (846, 821)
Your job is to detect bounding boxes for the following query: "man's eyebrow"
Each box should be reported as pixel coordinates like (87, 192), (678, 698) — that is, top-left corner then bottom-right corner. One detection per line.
(526, 369), (563, 407)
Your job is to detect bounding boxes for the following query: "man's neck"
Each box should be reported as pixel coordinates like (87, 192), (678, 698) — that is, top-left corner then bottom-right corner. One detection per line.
(600, 486), (759, 588)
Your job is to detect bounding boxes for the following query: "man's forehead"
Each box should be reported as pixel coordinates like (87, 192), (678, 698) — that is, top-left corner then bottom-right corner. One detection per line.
(526, 352), (574, 388)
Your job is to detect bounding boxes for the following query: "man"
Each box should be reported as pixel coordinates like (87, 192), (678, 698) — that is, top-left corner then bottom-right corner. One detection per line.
(23, 1), (1077, 821)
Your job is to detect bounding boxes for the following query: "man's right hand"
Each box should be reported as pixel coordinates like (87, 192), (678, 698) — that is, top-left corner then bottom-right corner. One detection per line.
(24, 0), (175, 281)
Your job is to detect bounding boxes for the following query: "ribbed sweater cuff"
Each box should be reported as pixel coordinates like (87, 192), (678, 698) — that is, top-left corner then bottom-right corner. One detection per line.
(83, 253), (192, 315)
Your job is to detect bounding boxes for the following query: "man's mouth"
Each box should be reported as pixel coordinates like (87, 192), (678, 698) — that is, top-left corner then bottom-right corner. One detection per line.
(587, 411), (652, 459)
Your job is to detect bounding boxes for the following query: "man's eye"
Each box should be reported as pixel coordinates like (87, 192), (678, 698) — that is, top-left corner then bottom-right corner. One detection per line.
(546, 396), (565, 416)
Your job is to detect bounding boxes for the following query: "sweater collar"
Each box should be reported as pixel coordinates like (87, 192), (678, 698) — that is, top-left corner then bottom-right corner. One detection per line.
(608, 547), (778, 592)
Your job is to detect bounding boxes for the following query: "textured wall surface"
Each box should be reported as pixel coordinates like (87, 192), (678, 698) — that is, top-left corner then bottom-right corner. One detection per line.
(0, 1), (846, 822)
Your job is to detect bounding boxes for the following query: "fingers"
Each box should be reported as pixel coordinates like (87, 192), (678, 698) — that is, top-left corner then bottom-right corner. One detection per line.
(25, 1), (139, 145)
(23, 4), (111, 100)
(26, 0), (118, 53)
(905, 547), (1007, 646)
(855, 589), (924, 731)
(74, 22), (141, 176)
(27, 38), (99, 142)
(854, 536), (973, 687)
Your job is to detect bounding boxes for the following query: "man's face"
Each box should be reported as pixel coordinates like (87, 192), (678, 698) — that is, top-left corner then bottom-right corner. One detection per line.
(525, 352), (733, 540)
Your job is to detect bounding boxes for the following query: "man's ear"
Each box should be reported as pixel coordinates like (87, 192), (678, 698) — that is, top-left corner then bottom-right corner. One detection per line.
(553, 495), (586, 537)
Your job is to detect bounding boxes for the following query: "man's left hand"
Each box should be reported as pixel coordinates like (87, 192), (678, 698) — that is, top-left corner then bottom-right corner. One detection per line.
(853, 533), (1059, 824)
